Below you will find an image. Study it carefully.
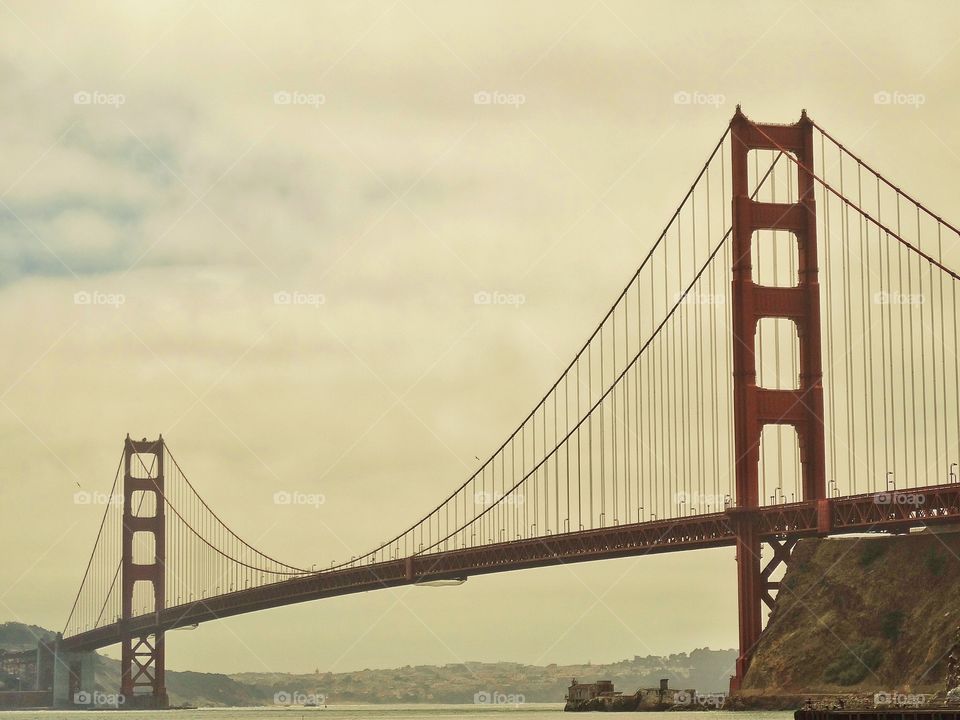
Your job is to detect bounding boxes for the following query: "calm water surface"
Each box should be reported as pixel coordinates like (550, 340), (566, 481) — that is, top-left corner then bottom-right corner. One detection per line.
(0, 707), (795, 720)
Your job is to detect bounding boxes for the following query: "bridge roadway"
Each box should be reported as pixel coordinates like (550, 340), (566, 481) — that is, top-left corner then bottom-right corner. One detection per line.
(61, 481), (960, 652)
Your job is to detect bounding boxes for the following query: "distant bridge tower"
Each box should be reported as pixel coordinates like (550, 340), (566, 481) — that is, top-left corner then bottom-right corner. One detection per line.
(728, 108), (827, 690)
(120, 436), (168, 708)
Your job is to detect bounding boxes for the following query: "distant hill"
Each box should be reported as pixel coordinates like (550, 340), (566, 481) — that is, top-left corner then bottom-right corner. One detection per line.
(0, 622), (56, 651)
(230, 649), (736, 705)
(0, 621), (734, 706)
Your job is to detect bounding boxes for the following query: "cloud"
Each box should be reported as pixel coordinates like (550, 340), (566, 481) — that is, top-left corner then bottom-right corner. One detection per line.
(2, 0), (960, 676)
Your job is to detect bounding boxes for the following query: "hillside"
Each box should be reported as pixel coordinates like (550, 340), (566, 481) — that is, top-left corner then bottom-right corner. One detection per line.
(0, 623), (55, 651)
(743, 528), (960, 696)
(0, 622), (733, 706)
(229, 649), (735, 704)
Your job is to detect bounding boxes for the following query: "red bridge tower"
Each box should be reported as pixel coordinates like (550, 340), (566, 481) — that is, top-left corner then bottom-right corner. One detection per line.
(728, 108), (827, 690)
(120, 436), (168, 708)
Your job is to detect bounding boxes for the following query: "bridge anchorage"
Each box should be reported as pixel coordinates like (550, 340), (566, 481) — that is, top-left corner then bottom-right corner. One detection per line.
(57, 108), (960, 706)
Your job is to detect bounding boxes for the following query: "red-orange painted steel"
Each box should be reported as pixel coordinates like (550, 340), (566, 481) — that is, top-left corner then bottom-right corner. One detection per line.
(120, 436), (168, 708)
(728, 108), (827, 691)
(63, 483), (960, 655)
(59, 113), (949, 702)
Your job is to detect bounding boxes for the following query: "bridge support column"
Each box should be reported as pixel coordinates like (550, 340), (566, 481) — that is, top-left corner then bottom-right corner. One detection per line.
(51, 646), (95, 708)
(761, 537), (798, 610)
(728, 108), (826, 691)
(119, 435), (168, 709)
(728, 509), (761, 692)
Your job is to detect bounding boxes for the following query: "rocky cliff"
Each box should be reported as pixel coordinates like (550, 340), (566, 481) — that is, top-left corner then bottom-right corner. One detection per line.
(742, 527), (960, 696)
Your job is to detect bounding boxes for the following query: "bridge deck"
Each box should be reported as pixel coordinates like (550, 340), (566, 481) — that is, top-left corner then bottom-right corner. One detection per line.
(61, 482), (960, 652)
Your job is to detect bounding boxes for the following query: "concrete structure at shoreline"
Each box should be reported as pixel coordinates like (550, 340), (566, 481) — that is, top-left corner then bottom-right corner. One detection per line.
(565, 678), (693, 712)
(0, 637), (98, 709)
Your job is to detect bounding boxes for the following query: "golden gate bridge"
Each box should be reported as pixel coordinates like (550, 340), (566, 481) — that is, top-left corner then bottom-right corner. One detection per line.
(45, 107), (960, 707)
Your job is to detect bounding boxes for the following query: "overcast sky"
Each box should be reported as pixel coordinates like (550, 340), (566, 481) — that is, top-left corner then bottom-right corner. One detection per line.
(1, 0), (959, 677)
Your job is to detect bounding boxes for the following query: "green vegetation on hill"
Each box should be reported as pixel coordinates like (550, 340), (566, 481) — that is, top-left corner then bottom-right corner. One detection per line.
(743, 529), (960, 695)
(0, 622), (55, 651)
